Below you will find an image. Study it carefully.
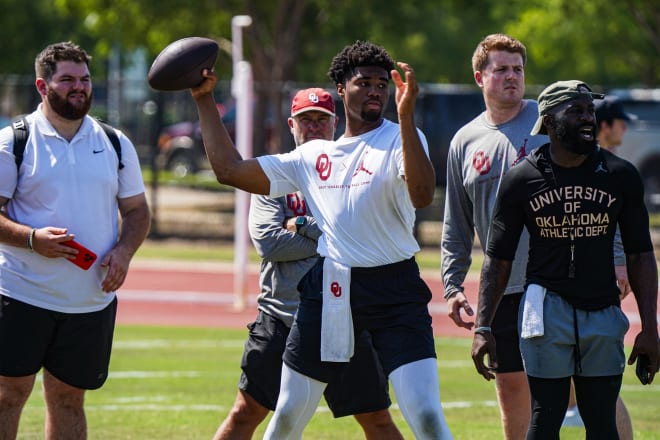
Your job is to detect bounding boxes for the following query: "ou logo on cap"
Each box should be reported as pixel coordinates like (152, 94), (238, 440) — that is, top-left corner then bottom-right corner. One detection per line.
(308, 92), (320, 103)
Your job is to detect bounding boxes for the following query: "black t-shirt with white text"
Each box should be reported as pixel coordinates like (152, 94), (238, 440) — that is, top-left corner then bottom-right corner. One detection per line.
(487, 144), (653, 310)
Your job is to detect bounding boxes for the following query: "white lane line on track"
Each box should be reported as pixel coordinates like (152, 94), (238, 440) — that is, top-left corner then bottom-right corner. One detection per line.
(118, 289), (238, 305)
(118, 289), (648, 323)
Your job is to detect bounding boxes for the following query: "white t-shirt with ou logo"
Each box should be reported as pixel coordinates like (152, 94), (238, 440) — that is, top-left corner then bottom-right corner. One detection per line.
(258, 119), (428, 267)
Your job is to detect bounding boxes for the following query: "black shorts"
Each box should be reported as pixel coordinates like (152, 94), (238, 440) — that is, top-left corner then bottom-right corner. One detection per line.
(491, 292), (524, 373)
(239, 310), (391, 417)
(0, 294), (117, 390)
(284, 257), (436, 383)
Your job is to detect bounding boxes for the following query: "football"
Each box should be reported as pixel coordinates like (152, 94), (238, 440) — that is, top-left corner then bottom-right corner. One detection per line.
(148, 37), (219, 91)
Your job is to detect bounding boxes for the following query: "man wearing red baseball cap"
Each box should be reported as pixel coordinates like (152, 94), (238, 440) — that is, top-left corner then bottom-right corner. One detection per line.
(212, 87), (402, 440)
(288, 88), (337, 145)
(290, 87), (336, 117)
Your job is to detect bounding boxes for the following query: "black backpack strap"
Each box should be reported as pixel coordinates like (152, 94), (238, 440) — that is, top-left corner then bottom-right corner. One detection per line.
(11, 116), (29, 169)
(12, 116), (124, 171)
(95, 119), (124, 170)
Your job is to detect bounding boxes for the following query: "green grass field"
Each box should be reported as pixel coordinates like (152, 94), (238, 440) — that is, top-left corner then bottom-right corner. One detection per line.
(16, 326), (660, 439)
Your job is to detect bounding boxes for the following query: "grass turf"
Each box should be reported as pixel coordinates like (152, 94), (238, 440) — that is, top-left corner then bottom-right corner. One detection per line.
(16, 326), (660, 439)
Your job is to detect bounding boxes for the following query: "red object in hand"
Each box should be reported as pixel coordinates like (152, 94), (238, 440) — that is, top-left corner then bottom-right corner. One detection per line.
(62, 240), (97, 270)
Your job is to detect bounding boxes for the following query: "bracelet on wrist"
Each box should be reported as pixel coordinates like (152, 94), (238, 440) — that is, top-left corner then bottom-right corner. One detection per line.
(27, 228), (36, 251)
(474, 326), (492, 334)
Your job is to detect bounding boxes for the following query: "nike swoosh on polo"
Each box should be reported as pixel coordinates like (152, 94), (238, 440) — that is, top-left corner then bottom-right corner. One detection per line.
(93, 149), (105, 154)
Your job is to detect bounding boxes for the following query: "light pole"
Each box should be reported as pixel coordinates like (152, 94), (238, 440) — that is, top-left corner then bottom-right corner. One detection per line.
(231, 15), (253, 311)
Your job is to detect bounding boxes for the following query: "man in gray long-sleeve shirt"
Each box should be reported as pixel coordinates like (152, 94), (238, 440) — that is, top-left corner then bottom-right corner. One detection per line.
(440, 34), (546, 439)
(212, 88), (401, 440)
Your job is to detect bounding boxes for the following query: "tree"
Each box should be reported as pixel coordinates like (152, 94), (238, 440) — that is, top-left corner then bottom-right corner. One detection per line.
(4, 0), (658, 152)
(502, 0), (660, 87)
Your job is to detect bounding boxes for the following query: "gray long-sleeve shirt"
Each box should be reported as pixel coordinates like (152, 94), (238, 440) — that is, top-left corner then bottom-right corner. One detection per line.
(248, 192), (321, 327)
(441, 100), (547, 299)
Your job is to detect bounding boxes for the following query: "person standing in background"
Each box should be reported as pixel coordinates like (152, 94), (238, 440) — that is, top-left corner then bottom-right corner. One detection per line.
(471, 80), (659, 439)
(595, 96), (636, 154)
(0, 41), (150, 439)
(441, 33), (546, 439)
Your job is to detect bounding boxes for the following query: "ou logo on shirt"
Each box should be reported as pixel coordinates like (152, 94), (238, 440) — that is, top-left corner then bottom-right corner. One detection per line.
(330, 281), (342, 298)
(316, 154), (332, 181)
(286, 193), (307, 216)
(472, 151), (491, 175)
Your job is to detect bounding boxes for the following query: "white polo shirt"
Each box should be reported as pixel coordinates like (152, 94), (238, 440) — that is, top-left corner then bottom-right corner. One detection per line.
(0, 107), (145, 313)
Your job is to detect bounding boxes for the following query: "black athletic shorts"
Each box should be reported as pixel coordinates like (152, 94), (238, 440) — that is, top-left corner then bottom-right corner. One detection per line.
(239, 310), (391, 417)
(283, 257), (436, 383)
(491, 292), (524, 373)
(0, 294), (117, 389)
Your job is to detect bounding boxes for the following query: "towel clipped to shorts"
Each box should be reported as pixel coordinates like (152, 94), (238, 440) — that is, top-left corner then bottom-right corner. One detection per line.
(321, 258), (354, 362)
(520, 284), (547, 339)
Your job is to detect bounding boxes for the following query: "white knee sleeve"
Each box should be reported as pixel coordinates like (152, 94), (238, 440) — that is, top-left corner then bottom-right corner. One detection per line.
(390, 358), (453, 439)
(263, 364), (326, 440)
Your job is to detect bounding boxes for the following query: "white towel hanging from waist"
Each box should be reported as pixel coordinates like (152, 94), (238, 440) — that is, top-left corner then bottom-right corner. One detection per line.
(321, 258), (354, 362)
(520, 284), (547, 339)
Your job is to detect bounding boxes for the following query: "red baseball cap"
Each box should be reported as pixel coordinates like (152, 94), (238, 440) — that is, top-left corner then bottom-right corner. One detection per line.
(291, 88), (335, 117)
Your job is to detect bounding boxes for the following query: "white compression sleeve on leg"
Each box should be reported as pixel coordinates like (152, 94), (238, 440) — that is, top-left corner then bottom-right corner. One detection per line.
(390, 357), (453, 439)
(263, 364), (326, 440)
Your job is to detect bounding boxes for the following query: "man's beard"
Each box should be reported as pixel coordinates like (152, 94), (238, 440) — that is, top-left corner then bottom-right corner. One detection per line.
(554, 119), (597, 155)
(361, 109), (382, 123)
(47, 88), (92, 120)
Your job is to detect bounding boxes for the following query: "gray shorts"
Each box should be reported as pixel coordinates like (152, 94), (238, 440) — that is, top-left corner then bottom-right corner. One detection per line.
(518, 291), (629, 378)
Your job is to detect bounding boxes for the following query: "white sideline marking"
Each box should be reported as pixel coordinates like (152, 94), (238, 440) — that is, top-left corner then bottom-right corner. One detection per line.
(109, 371), (202, 379)
(101, 359), (473, 381)
(438, 360), (475, 368)
(620, 384), (660, 392)
(82, 401), (499, 412)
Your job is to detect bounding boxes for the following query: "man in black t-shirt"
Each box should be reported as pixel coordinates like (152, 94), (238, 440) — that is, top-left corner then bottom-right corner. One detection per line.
(471, 80), (660, 439)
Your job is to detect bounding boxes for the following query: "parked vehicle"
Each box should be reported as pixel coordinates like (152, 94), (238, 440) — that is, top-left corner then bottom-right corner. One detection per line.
(609, 88), (660, 212)
(156, 104), (232, 178)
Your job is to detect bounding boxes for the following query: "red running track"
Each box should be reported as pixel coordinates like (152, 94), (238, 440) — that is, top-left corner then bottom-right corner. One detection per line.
(117, 260), (656, 346)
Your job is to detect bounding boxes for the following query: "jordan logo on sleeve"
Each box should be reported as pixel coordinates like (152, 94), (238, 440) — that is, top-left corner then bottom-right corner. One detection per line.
(512, 139), (529, 166)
